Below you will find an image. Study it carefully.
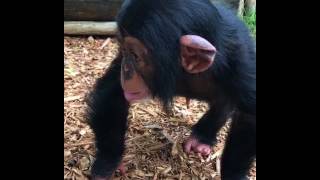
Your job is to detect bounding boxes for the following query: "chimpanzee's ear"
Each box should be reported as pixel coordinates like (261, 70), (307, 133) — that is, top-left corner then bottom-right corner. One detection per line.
(180, 35), (216, 74)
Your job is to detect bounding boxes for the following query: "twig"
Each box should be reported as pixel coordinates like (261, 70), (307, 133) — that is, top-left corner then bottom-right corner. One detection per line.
(64, 142), (94, 148)
(137, 106), (157, 117)
(148, 142), (170, 151)
(64, 95), (82, 102)
(127, 133), (149, 142)
(161, 130), (175, 143)
(216, 157), (221, 176)
(99, 38), (111, 50)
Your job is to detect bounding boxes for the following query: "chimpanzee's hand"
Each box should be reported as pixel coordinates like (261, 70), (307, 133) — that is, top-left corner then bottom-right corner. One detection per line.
(90, 157), (117, 180)
(91, 176), (112, 180)
(91, 158), (126, 180)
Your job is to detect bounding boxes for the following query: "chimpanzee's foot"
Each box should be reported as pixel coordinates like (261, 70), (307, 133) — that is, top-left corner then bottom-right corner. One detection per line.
(183, 135), (212, 156)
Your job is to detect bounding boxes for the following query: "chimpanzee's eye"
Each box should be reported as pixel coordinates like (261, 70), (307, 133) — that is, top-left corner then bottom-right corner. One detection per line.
(120, 48), (126, 55)
(130, 51), (140, 62)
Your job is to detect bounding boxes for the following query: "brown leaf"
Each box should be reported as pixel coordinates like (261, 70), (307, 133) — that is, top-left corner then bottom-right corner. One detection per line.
(171, 141), (179, 156)
(135, 170), (145, 177)
(88, 36), (94, 43)
(79, 156), (90, 170)
(161, 166), (172, 175)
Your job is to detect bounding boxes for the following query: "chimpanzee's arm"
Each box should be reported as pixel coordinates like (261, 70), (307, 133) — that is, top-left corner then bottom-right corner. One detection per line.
(87, 56), (129, 179)
(192, 93), (234, 145)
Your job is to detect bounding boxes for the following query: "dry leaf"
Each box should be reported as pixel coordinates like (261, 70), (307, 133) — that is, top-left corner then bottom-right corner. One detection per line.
(171, 141), (179, 156)
(79, 129), (86, 136)
(79, 156), (90, 170)
(145, 173), (154, 177)
(162, 166), (172, 175)
(179, 172), (184, 180)
(83, 48), (89, 54)
(144, 124), (162, 130)
(84, 144), (90, 150)
(64, 150), (71, 158)
(135, 170), (145, 177)
(88, 36), (94, 43)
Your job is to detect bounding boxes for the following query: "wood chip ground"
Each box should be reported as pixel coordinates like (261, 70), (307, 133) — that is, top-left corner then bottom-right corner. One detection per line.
(64, 36), (256, 180)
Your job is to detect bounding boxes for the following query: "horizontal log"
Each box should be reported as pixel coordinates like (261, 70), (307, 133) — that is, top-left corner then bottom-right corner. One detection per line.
(64, 21), (118, 35)
(64, 0), (241, 21)
(64, 0), (124, 21)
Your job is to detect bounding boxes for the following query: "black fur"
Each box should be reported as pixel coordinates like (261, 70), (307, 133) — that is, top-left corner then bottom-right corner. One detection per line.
(88, 0), (256, 179)
(86, 56), (129, 178)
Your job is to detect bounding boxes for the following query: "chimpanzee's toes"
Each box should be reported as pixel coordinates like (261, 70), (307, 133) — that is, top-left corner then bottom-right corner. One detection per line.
(183, 136), (212, 156)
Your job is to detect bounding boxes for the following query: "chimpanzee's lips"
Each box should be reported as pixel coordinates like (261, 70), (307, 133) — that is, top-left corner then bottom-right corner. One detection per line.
(124, 90), (149, 102)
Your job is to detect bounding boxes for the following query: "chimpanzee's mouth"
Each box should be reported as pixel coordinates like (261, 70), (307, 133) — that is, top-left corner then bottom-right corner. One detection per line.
(124, 90), (149, 102)
(128, 92), (140, 95)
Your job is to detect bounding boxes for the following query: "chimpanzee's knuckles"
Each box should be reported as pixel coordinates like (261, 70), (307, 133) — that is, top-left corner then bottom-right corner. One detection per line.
(91, 171), (114, 180)
(91, 158), (117, 180)
(91, 175), (112, 180)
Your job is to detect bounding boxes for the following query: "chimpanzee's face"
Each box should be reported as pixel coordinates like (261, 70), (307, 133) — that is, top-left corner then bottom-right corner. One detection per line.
(119, 35), (216, 103)
(120, 36), (153, 103)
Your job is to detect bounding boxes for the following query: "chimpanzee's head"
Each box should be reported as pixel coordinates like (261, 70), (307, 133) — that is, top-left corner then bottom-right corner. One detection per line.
(116, 0), (217, 107)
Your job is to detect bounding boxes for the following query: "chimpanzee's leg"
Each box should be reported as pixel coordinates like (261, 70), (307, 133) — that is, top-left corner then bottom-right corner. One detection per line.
(184, 97), (234, 156)
(87, 57), (129, 179)
(221, 112), (256, 180)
